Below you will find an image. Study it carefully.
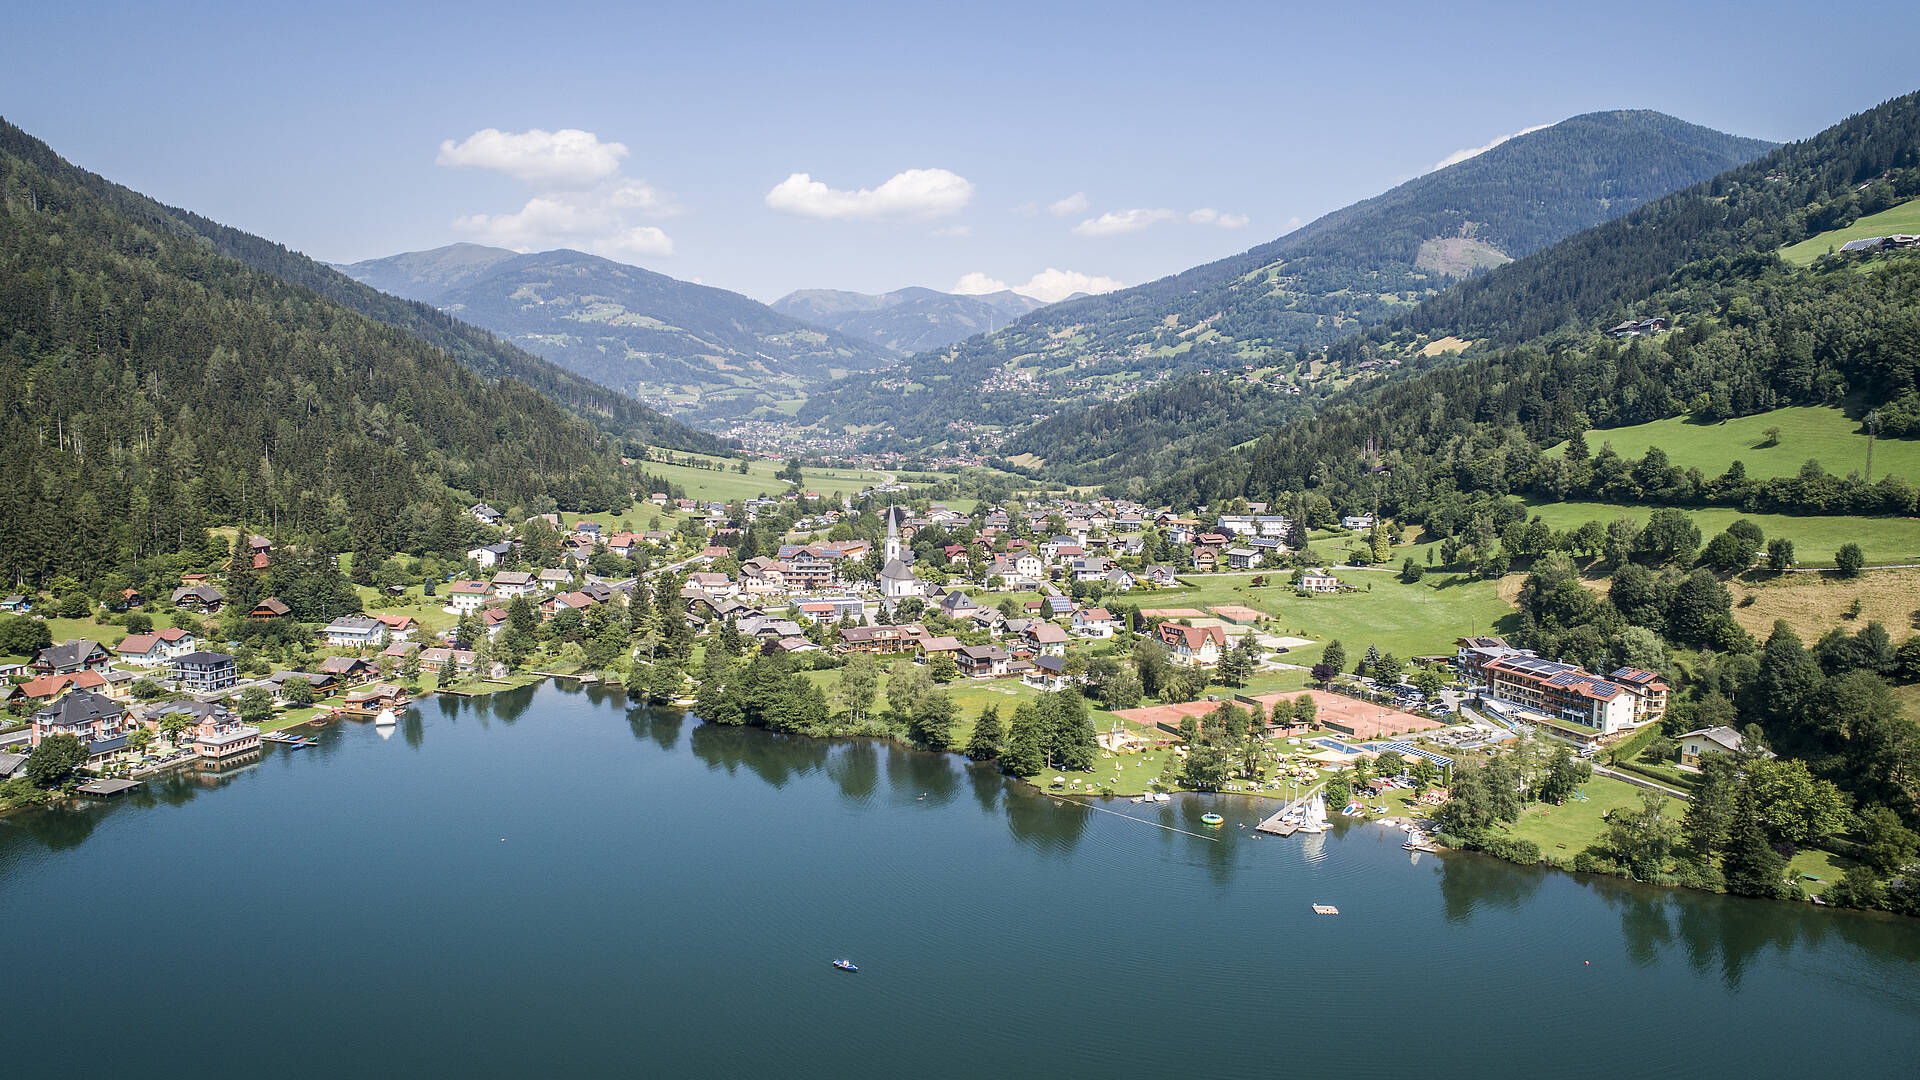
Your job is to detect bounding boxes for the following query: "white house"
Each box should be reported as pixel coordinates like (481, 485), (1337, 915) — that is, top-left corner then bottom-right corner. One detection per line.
(1071, 607), (1117, 639)
(468, 542), (513, 569)
(1299, 569), (1341, 593)
(491, 571), (538, 600)
(114, 627), (198, 667)
(1341, 514), (1375, 531)
(1677, 726), (1771, 770)
(322, 615), (389, 650)
(447, 580), (491, 615)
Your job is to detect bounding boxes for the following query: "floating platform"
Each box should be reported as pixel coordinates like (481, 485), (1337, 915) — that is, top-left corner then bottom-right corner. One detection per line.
(1312, 904), (1339, 915)
(77, 778), (142, 796)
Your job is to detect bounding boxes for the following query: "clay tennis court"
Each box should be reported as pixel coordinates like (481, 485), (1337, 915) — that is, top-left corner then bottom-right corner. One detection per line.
(1304, 689), (1442, 739)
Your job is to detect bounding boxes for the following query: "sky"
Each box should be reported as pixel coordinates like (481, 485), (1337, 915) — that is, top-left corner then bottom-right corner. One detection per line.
(6, 1), (1920, 304)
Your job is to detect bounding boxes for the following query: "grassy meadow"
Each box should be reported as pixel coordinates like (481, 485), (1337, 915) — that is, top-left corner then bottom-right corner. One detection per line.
(1518, 501), (1920, 568)
(1778, 196), (1920, 266)
(1545, 405), (1914, 484)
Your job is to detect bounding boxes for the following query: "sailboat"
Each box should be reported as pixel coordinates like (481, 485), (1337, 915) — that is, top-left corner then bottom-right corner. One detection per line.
(1295, 792), (1329, 834)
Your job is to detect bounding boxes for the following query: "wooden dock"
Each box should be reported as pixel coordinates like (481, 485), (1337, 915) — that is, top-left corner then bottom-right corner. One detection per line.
(1255, 783), (1324, 836)
(77, 778), (142, 796)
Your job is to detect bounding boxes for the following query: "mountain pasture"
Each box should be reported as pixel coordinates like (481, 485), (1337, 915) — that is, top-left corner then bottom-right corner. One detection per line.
(1546, 406), (1916, 483)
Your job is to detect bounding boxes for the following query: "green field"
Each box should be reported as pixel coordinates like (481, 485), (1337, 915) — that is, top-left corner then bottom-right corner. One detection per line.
(1142, 571), (1517, 663)
(642, 453), (889, 504)
(1779, 196), (1920, 266)
(1520, 500), (1920, 567)
(1545, 405), (1915, 484)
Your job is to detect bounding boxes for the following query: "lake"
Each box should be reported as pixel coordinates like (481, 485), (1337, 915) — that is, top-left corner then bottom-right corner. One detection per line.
(4, 681), (1918, 1077)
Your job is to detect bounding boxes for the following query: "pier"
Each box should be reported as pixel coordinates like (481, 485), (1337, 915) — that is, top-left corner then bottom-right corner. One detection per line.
(1255, 783), (1325, 836)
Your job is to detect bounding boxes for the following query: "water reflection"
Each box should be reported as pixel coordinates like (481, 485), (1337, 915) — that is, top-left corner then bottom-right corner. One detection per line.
(435, 692), (461, 720)
(1435, 850), (1545, 922)
(687, 722), (831, 789)
(965, 762), (1003, 814)
(883, 744), (959, 807)
(491, 687), (533, 725)
(827, 740), (880, 806)
(1005, 788), (1090, 857)
(401, 709), (425, 748)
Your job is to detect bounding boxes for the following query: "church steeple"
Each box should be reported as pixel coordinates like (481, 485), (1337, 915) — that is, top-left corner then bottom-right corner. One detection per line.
(884, 507), (901, 564)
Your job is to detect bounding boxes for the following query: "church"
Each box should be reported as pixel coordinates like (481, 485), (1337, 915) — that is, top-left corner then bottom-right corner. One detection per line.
(876, 508), (924, 604)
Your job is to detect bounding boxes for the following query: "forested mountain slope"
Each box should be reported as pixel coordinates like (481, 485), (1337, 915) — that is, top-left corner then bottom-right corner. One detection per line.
(800, 111), (1774, 440)
(1143, 91), (1920, 522)
(342, 246), (895, 424)
(0, 119), (651, 585)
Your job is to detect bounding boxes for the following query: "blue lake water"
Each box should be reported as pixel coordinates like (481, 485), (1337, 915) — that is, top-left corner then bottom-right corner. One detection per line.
(4, 681), (1918, 1077)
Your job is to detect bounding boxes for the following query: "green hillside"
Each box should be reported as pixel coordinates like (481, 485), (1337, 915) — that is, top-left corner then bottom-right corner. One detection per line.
(1545, 406), (1917, 483)
(342, 246), (895, 424)
(800, 110), (1774, 442)
(1780, 195), (1920, 266)
(0, 117), (646, 586)
(1519, 501), (1920, 567)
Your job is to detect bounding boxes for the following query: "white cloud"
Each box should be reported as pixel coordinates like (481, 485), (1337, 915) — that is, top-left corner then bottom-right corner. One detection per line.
(453, 191), (674, 257)
(1432, 122), (1552, 171)
(1188, 208), (1249, 228)
(1073, 208), (1178, 236)
(1074, 206), (1251, 236)
(436, 128), (628, 187)
(930, 224), (973, 238)
(1048, 192), (1089, 216)
(952, 267), (1125, 304)
(439, 126), (678, 259)
(765, 168), (974, 220)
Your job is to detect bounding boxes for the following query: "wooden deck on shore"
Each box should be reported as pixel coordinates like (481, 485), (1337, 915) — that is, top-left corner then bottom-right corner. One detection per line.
(1255, 784), (1324, 836)
(77, 778), (142, 796)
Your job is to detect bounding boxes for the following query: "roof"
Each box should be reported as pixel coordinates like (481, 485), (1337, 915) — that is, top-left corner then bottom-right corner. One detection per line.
(117, 633), (162, 654)
(34, 689), (123, 726)
(1679, 725), (1745, 752)
(879, 558), (916, 581)
(37, 639), (105, 668)
(172, 651), (234, 666)
(1026, 622), (1069, 643)
(449, 580), (491, 595)
(252, 597), (292, 615)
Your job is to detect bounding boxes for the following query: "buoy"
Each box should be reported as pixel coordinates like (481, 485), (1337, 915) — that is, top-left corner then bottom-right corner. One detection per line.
(1584, 961), (1590, 966)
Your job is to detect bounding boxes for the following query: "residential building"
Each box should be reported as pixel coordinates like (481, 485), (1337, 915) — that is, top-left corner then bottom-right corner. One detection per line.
(171, 651), (237, 692)
(491, 571), (538, 599)
(1071, 607), (1117, 638)
(1341, 514), (1376, 530)
(1157, 623), (1226, 667)
(1023, 621), (1070, 657)
(956, 644), (1011, 679)
(321, 614), (389, 650)
(1298, 569), (1341, 593)
(471, 502), (502, 526)
(33, 639), (111, 676)
(114, 627), (198, 667)
(447, 580), (491, 614)
(1677, 726), (1770, 769)
(468, 542), (514, 569)
(249, 597), (292, 620)
(30, 690), (128, 759)
(170, 585), (227, 612)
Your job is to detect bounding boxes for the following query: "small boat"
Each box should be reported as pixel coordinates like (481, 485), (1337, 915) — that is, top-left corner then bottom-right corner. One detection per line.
(1152, 792), (1171, 803)
(1200, 812), (1225, 827)
(832, 959), (858, 972)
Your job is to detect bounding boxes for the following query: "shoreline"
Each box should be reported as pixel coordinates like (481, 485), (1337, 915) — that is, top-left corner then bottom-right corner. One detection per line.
(11, 672), (1887, 917)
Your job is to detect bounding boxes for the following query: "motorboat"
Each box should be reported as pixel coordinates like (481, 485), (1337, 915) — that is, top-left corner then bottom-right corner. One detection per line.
(832, 959), (858, 972)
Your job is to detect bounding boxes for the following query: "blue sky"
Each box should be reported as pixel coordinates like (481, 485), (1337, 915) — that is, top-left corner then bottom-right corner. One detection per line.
(7, 0), (1919, 302)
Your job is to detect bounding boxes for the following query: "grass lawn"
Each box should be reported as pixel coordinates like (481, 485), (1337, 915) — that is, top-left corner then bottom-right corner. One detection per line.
(1142, 571), (1516, 664)
(640, 453), (890, 504)
(1500, 773), (1649, 862)
(1543, 405), (1917, 485)
(37, 615), (133, 647)
(1779, 196), (1920, 266)
(1519, 500), (1920, 568)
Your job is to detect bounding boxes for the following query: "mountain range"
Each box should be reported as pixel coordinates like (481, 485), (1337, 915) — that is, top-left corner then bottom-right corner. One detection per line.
(337, 246), (895, 425)
(798, 110), (1778, 441)
(770, 286), (1049, 354)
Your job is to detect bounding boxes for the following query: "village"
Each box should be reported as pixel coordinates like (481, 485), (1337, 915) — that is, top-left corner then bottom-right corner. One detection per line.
(2, 480), (1692, 837)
